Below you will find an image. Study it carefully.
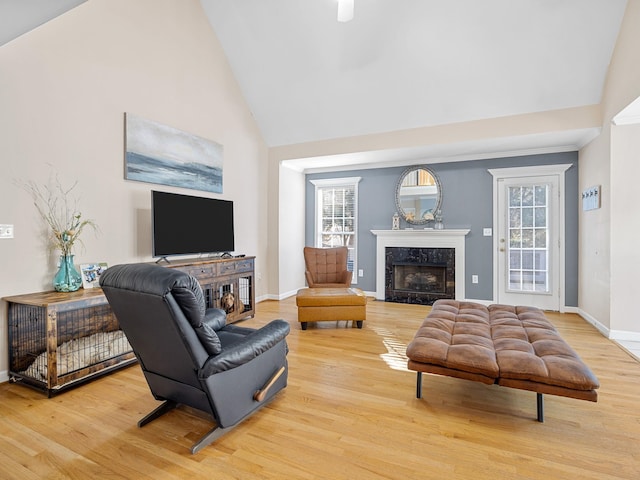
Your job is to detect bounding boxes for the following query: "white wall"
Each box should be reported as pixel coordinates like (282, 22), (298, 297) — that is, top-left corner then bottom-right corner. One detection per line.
(610, 123), (640, 336)
(578, 127), (611, 328)
(578, 0), (640, 336)
(278, 164), (306, 299)
(0, 0), (268, 378)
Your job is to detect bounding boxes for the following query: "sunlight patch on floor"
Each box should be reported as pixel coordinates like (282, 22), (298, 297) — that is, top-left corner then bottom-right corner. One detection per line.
(370, 326), (410, 372)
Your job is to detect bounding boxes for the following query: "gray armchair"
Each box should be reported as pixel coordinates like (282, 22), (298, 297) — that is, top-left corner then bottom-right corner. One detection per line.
(99, 263), (290, 454)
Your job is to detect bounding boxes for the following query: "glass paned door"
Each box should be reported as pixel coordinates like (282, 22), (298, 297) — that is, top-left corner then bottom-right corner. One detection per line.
(497, 174), (560, 311)
(507, 184), (549, 293)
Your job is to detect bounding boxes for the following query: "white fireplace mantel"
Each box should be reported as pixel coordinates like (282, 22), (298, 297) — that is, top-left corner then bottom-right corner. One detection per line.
(371, 229), (470, 301)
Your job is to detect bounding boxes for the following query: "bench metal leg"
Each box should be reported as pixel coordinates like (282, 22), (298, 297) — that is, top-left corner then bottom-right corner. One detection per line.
(537, 393), (544, 422)
(414, 372), (546, 421)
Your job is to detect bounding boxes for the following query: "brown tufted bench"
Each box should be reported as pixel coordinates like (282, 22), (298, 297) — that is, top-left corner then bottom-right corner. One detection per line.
(405, 299), (599, 422)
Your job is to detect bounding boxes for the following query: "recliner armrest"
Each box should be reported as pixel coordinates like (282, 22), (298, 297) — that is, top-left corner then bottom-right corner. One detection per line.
(199, 319), (290, 377)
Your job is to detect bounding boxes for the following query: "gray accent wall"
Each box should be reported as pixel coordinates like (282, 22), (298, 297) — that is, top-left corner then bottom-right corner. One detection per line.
(305, 152), (579, 306)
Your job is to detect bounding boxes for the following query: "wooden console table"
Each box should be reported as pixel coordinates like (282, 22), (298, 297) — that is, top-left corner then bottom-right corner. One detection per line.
(166, 256), (255, 323)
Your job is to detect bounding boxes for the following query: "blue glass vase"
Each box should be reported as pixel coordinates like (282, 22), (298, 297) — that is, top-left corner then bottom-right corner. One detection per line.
(53, 254), (83, 292)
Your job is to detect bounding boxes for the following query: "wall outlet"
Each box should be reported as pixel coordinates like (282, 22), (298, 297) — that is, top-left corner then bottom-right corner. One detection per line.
(358, 269), (364, 277)
(472, 274), (479, 284)
(0, 224), (14, 239)
(483, 228), (492, 236)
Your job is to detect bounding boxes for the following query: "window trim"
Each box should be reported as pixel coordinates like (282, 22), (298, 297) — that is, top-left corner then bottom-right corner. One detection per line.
(310, 177), (361, 284)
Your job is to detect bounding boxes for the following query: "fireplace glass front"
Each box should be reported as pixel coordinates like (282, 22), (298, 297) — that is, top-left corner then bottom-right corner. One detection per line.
(392, 263), (447, 293)
(385, 247), (455, 305)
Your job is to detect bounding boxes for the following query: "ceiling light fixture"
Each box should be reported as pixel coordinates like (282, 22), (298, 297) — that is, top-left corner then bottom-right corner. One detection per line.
(337, 0), (354, 23)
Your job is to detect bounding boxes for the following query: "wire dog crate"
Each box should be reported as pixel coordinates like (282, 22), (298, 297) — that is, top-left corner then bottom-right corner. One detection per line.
(170, 256), (255, 323)
(4, 289), (136, 396)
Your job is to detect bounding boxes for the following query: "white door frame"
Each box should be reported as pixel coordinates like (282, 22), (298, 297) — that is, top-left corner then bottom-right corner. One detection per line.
(488, 164), (571, 312)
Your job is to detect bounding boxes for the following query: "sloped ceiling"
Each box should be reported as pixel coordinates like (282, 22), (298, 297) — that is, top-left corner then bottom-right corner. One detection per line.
(201, 0), (628, 170)
(0, 0), (87, 47)
(1, 1), (629, 170)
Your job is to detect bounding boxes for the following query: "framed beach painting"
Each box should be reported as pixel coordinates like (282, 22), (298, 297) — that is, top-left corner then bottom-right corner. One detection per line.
(125, 113), (223, 193)
(80, 262), (109, 289)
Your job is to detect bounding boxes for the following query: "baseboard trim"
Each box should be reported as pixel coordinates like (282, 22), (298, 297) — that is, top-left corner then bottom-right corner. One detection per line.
(258, 290), (299, 302)
(609, 329), (640, 342)
(279, 289), (299, 300)
(575, 308), (610, 338)
(0, 370), (9, 384)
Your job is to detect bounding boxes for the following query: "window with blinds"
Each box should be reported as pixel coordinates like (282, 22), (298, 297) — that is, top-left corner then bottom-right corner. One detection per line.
(310, 177), (361, 283)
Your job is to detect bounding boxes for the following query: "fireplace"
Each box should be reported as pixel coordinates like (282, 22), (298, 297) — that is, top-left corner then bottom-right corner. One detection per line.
(393, 264), (446, 293)
(371, 229), (469, 302)
(385, 247), (455, 304)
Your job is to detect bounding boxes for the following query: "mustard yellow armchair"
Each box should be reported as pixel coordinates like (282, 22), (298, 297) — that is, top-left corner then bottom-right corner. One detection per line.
(304, 246), (352, 288)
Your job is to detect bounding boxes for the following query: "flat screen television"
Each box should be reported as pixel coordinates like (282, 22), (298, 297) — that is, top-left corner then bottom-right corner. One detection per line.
(152, 190), (234, 260)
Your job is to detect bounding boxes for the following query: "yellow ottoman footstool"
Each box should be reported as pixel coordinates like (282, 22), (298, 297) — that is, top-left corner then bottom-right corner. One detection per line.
(295, 287), (367, 330)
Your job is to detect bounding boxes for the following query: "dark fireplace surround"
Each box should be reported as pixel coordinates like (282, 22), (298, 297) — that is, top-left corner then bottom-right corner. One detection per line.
(385, 247), (455, 305)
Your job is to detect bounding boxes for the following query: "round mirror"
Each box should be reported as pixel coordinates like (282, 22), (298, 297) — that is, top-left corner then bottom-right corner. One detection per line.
(395, 166), (442, 225)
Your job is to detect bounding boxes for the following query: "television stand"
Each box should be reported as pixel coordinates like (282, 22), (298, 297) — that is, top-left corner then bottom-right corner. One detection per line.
(165, 256), (255, 323)
(155, 256), (170, 264)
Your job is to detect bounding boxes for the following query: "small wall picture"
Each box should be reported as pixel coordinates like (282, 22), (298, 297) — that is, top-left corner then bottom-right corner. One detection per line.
(80, 263), (109, 289)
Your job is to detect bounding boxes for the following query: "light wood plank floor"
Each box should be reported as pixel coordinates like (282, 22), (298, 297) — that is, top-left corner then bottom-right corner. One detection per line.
(1, 297), (639, 479)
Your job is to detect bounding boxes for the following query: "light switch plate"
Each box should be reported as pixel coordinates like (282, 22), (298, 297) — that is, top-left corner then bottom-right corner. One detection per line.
(483, 228), (492, 236)
(0, 224), (14, 239)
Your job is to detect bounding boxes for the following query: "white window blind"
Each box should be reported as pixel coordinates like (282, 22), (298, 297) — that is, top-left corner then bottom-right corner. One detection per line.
(310, 177), (361, 283)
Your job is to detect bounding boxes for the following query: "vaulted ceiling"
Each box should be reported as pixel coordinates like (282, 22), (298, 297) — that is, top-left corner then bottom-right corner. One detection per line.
(0, 0), (87, 47)
(1, 1), (629, 170)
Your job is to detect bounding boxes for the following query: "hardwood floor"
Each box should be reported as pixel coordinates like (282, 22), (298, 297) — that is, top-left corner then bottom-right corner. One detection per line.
(1, 297), (639, 479)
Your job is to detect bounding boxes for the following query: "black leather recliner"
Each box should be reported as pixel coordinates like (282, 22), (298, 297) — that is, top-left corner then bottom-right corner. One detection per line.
(99, 263), (290, 454)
